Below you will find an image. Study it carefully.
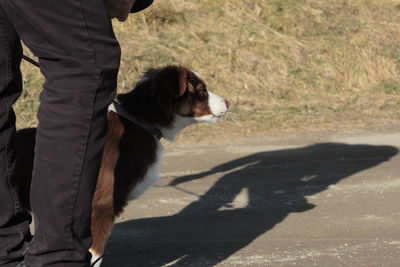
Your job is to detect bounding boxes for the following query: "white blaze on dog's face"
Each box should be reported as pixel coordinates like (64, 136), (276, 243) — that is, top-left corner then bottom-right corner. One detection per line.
(195, 90), (229, 123)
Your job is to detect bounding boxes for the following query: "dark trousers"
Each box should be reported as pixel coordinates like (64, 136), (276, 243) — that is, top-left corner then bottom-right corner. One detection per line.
(0, 0), (120, 266)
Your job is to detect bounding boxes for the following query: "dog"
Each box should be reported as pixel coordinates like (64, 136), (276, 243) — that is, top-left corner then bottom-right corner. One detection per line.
(15, 65), (230, 266)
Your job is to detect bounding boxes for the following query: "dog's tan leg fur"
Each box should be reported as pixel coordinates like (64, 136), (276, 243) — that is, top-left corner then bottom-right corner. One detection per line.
(90, 205), (115, 256)
(90, 112), (123, 256)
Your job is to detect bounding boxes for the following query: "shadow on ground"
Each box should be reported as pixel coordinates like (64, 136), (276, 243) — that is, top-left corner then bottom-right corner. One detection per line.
(102, 143), (398, 266)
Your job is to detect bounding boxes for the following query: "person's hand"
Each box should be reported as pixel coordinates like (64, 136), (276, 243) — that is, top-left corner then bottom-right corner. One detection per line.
(105, 0), (137, 22)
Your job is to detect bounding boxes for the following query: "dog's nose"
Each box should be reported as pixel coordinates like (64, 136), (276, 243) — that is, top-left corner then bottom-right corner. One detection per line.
(225, 100), (231, 109)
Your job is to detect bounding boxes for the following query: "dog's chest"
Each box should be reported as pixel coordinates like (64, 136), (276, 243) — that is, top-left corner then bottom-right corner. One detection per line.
(128, 142), (164, 200)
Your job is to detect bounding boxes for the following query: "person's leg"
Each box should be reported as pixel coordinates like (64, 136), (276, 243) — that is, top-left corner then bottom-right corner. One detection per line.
(0, 4), (32, 266)
(0, 0), (121, 265)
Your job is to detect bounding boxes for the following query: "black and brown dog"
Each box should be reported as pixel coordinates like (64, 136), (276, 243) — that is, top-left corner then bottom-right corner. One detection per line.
(15, 65), (230, 266)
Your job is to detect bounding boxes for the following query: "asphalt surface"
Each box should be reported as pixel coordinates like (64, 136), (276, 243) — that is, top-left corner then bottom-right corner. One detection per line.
(101, 133), (400, 266)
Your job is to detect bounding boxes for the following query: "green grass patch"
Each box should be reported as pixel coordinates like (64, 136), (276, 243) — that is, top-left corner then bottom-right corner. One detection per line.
(375, 81), (400, 95)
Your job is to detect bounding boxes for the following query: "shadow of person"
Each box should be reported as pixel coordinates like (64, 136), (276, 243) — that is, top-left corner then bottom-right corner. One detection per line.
(102, 143), (398, 266)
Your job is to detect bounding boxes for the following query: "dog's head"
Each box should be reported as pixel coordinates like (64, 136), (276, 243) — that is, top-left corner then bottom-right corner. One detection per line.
(117, 65), (230, 130)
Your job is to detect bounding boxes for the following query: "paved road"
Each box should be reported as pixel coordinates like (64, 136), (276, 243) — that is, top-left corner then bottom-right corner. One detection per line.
(102, 133), (400, 266)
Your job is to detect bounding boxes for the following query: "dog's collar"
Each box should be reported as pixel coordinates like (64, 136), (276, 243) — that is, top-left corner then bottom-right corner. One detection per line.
(108, 101), (162, 140)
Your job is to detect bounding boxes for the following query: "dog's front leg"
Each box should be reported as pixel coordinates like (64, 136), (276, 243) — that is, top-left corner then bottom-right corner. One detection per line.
(90, 204), (115, 267)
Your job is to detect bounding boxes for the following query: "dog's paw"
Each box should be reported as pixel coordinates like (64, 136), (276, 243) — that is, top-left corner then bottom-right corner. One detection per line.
(90, 249), (103, 267)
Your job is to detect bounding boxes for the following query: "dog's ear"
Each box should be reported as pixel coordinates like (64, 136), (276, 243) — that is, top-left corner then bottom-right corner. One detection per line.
(176, 66), (188, 97)
(159, 65), (188, 98)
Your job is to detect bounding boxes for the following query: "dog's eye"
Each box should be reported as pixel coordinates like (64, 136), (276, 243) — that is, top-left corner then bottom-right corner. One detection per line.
(197, 84), (207, 94)
(196, 84), (206, 91)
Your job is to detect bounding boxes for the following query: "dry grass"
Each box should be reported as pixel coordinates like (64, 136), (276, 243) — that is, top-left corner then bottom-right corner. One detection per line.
(16, 0), (400, 141)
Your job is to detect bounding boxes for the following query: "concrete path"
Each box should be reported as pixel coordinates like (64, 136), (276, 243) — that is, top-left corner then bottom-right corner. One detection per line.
(102, 133), (400, 266)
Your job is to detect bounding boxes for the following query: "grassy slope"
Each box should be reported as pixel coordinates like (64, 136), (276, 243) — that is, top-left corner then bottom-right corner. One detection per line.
(16, 0), (400, 141)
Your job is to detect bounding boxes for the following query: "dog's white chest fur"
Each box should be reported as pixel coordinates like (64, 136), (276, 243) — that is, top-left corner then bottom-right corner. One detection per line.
(129, 143), (164, 200)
